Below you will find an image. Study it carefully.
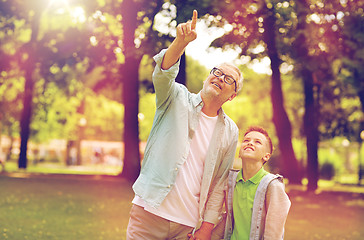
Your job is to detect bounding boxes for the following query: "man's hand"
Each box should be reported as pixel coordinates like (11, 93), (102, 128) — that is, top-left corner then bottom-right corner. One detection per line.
(187, 221), (214, 240)
(176, 10), (198, 45)
(161, 10), (198, 70)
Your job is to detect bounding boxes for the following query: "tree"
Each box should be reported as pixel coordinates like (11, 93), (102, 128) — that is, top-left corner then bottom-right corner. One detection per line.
(15, 1), (45, 169)
(290, 0), (364, 189)
(261, 2), (301, 183)
(338, 6), (364, 134)
(118, 0), (143, 181)
(290, 0), (319, 190)
(336, 3), (364, 183)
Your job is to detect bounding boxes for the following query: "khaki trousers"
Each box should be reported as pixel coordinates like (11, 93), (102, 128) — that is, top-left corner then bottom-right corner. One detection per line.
(126, 204), (194, 240)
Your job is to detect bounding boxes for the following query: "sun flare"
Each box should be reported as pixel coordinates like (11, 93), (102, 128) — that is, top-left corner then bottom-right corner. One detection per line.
(47, 0), (69, 8)
(71, 6), (86, 23)
(46, 0), (86, 24)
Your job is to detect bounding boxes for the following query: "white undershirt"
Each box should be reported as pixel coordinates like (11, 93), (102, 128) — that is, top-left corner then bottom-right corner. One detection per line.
(133, 111), (218, 227)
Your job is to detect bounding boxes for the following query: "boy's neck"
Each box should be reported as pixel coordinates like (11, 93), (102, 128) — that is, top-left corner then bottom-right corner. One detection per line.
(241, 159), (263, 181)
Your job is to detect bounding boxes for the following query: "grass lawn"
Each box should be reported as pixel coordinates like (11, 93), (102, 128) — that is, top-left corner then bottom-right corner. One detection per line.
(0, 175), (134, 240)
(3, 161), (122, 176)
(1, 174), (364, 240)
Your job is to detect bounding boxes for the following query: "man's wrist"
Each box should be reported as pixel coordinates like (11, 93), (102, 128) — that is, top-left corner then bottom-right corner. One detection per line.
(199, 221), (214, 232)
(171, 38), (188, 54)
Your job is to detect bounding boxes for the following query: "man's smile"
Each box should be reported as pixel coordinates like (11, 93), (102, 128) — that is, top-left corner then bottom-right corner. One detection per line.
(212, 82), (222, 90)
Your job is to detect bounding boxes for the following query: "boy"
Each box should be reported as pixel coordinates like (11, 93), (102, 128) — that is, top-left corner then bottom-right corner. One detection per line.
(224, 126), (291, 240)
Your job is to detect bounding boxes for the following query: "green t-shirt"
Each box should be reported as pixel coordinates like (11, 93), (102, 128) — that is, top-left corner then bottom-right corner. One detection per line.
(231, 167), (268, 240)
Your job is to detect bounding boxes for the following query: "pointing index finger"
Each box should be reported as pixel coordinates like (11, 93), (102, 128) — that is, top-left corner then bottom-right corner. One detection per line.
(191, 10), (197, 30)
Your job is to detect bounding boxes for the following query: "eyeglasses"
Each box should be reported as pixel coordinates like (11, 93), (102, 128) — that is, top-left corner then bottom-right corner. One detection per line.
(210, 67), (237, 92)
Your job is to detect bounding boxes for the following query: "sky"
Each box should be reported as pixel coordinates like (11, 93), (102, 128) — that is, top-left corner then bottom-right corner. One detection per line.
(185, 21), (240, 69)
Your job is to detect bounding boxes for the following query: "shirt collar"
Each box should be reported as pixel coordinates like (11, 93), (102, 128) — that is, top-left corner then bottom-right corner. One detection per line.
(193, 92), (203, 107)
(236, 167), (267, 184)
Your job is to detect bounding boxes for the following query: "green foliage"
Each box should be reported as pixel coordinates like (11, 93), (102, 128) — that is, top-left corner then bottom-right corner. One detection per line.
(0, 68), (24, 137)
(0, 0), (126, 144)
(139, 92), (156, 141)
(31, 82), (82, 143)
(139, 54), (155, 93)
(84, 92), (124, 142)
(291, 138), (307, 164)
(186, 56), (208, 94)
(28, 84), (124, 143)
(224, 66), (275, 140)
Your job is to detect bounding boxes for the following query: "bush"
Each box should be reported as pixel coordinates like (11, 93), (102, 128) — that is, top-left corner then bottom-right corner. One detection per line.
(320, 162), (336, 180)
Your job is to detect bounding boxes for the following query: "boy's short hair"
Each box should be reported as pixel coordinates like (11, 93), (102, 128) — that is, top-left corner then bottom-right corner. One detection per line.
(244, 126), (273, 154)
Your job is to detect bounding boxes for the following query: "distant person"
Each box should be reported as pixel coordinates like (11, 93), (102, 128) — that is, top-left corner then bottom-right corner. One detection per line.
(93, 147), (104, 164)
(223, 126), (291, 240)
(126, 10), (243, 240)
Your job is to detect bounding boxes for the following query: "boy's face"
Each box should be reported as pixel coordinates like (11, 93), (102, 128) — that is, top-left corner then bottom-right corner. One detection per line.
(239, 131), (271, 163)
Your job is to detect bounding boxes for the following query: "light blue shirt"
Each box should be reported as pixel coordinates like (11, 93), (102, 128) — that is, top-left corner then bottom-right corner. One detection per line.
(132, 49), (239, 227)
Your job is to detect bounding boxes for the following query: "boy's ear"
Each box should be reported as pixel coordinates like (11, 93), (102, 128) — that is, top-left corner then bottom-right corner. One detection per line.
(263, 153), (271, 162)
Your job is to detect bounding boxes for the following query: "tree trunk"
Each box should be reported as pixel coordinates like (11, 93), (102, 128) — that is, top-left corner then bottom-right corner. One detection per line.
(303, 70), (319, 191)
(295, 0), (319, 191)
(357, 95), (364, 184)
(18, 11), (41, 169)
(76, 98), (85, 166)
(119, 57), (142, 182)
(176, 53), (186, 85)
(119, 0), (142, 182)
(262, 3), (301, 183)
(19, 54), (34, 169)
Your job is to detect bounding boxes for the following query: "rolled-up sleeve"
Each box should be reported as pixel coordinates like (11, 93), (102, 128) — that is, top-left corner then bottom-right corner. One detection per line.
(152, 49), (181, 108)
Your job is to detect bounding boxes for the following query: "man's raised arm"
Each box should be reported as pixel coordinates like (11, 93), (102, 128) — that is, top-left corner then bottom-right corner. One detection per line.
(161, 10), (198, 70)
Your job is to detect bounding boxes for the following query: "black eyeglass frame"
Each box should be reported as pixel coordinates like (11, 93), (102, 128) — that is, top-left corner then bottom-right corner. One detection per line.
(210, 67), (237, 92)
